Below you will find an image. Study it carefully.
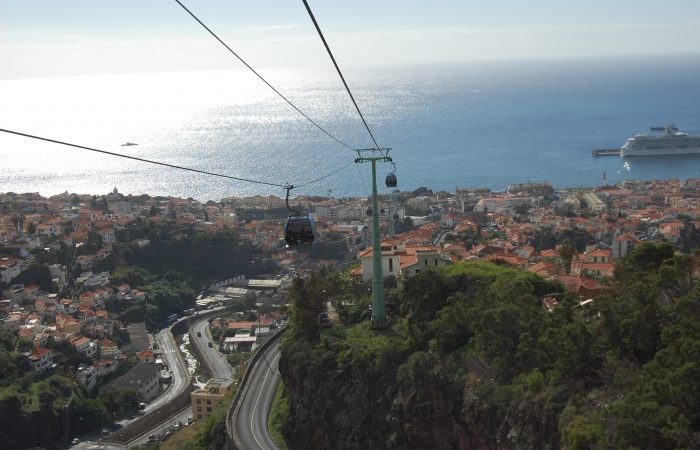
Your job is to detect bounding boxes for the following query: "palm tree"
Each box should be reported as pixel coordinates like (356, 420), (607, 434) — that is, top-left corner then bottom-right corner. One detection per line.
(10, 213), (24, 237)
(558, 242), (576, 275)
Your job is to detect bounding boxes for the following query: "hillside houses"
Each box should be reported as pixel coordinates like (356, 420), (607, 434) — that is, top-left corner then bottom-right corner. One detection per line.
(352, 239), (453, 286)
(2, 179), (700, 388)
(346, 178), (700, 299)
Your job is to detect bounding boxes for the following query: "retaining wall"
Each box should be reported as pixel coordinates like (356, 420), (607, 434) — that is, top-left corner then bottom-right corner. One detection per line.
(100, 312), (220, 446)
(225, 329), (284, 450)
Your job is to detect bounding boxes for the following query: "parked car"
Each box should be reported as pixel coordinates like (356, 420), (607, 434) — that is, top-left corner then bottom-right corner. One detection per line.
(197, 331), (201, 337)
(208, 342), (213, 348)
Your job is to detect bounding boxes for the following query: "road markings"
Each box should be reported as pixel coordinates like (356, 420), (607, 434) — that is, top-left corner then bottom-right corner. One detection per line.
(250, 352), (281, 450)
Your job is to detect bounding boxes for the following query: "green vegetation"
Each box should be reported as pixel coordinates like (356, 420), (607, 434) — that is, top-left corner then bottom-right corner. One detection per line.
(108, 223), (278, 327)
(532, 225), (595, 252)
(226, 351), (247, 368)
(268, 382), (289, 450)
(278, 243), (700, 449)
(0, 371), (103, 448)
(11, 263), (55, 292)
(0, 328), (144, 447)
(115, 225), (277, 288)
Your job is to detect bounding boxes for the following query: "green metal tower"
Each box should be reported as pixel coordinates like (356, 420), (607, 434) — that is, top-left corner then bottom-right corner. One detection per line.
(355, 148), (392, 330)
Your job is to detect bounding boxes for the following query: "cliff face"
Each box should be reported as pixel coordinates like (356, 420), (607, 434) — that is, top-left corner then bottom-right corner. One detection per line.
(279, 248), (700, 450)
(280, 345), (395, 450)
(279, 343), (564, 450)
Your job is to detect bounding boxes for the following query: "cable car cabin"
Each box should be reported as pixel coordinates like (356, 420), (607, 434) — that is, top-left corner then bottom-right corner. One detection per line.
(385, 173), (397, 187)
(285, 215), (316, 246)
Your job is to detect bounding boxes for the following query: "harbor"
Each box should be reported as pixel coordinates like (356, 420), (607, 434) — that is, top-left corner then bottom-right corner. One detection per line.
(592, 148), (621, 157)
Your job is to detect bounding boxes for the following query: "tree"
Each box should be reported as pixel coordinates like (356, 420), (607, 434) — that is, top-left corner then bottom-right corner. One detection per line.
(168, 201), (177, 219)
(73, 397), (108, 433)
(12, 263), (53, 291)
(244, 292), (257, 311)
(288, 277), (324, 342)
(412, 186), (432, 196)
(10, 213), (24, 236)
(514, 204), (530, 216)
(533, 226), (555, 251)
(558, 242), (576, 275)
(98, 389), (140, 419)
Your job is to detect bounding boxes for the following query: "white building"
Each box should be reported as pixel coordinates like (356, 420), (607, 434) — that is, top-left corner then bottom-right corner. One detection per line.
(77, 365), (98, 391)
(354, 240), (452, 286)
(104, 361), (161, 402)
(28, 347), (55, 374)
(611, 235), (637, 260)
(0, 258), (22, 284)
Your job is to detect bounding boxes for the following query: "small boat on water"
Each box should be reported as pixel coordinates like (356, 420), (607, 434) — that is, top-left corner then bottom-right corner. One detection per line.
(121, 142), (138, 146)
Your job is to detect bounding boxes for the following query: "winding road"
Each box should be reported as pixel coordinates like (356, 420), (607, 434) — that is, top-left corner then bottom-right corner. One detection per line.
(152, 327), (191, 410)
(190, 319), (234, 379)
(233, 341), (281, 450)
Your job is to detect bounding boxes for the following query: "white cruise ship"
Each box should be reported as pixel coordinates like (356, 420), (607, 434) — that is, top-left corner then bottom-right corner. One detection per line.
(620, 125), (700, 157)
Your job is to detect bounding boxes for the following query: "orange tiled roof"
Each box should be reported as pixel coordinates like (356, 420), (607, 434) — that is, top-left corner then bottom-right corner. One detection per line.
(71, 336), (91, 347)
(227, 321), (257, 330)
(18, 328), (34, 337)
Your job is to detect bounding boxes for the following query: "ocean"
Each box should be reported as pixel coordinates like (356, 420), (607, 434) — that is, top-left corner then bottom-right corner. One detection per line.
(1, 55), (699, 201)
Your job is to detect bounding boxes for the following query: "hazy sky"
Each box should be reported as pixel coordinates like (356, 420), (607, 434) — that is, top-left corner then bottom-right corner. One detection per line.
(2, 0), (700, 78)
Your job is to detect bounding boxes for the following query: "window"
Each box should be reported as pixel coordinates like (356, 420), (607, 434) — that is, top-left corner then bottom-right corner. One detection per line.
(207, 399), (211, 404)
(207, 407), (212, 412)
(434, 259), (438, 266)
(424, 259), (428, 266)
(388, 258), (393, 272)
(196, 399), (201, 404)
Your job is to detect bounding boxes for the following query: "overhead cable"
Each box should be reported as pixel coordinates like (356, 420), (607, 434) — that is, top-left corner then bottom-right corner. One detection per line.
(296, 160), (354, 188)
(301, 0), (383, 155)
(172, 0), (355, 151)
(0, 128), (351, 191)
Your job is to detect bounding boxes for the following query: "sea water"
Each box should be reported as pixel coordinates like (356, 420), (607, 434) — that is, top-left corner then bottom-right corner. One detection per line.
(1, 55), (699, 201)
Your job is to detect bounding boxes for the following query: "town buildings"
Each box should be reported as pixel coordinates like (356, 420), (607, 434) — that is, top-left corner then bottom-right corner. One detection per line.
(1, 178), (699, 395)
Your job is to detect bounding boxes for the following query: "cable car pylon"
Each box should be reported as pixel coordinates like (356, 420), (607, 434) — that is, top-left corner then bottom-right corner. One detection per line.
(355, 147), (393, 330)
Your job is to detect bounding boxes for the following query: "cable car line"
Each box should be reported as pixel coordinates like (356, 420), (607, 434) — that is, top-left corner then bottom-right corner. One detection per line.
(0, 128), (349, 191)
(301, 0), (384, 156)
(172, 0), (355, 152)
(295, 160), (354, 188)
